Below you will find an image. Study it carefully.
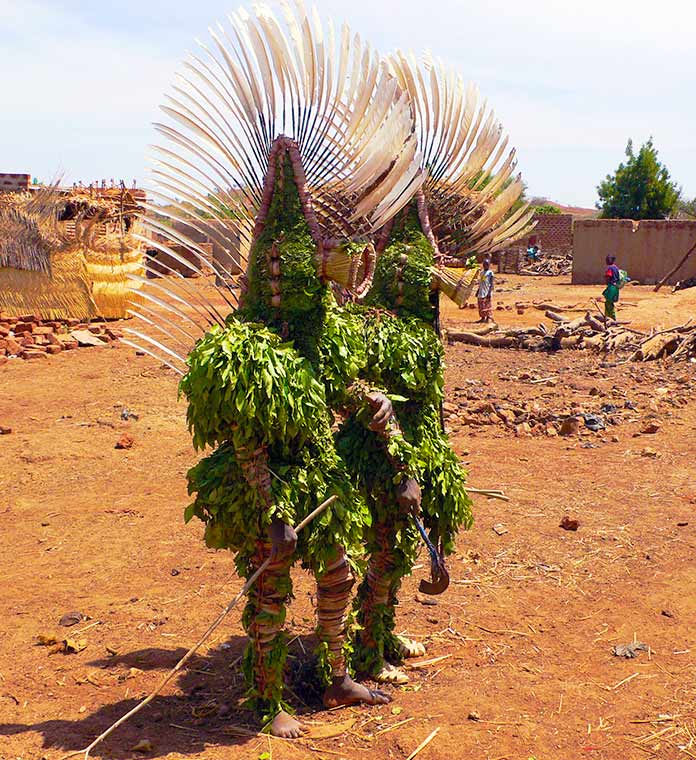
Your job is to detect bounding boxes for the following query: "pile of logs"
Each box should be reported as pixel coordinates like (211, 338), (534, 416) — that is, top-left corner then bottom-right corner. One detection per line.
(519, 254), (572, 277)
(446, 312), (696, 363)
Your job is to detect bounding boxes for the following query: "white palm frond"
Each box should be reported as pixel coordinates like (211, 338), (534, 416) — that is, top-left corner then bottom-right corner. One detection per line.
(131, 1), (423, 370)
(387, 52), (535, 259)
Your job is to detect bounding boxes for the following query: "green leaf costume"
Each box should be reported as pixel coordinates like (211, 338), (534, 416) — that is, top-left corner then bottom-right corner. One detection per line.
(129, 5), (423, 729)
(336, 204), (473, 678)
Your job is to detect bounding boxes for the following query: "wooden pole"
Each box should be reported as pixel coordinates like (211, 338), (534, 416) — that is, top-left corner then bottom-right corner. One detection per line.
(64, 495), (337, 760)
(653, 239), (696, 292)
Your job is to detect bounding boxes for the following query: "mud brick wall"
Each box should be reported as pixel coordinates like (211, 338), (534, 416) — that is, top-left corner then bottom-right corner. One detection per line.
(528, 214), (573, 255)
(0, 174), (31, 192)
(572, 219), (696, 285)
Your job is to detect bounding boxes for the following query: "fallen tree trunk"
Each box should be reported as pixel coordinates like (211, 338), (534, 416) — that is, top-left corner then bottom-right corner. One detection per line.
(631, 332), (681, 361)
(654, 240), (696, 292)
(447, 331), (517, 347)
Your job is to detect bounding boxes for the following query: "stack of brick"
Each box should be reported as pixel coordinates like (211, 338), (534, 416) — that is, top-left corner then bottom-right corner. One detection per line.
(0, 313), (123, 365)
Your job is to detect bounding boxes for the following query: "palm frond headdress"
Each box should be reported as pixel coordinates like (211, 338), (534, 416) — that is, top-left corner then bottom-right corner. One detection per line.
(127, 1), (423, 370)
(384, 52), (535, 263)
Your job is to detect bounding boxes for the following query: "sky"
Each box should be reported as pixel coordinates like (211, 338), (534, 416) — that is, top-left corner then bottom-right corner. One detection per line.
(2, 0), (694, 207)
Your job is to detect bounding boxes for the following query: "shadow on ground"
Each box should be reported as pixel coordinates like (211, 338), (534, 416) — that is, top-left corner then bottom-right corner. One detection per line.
(1, 634), (327, 758)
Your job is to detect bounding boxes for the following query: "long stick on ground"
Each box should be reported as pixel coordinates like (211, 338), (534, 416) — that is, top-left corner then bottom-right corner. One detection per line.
(654, 239), (696, 292)
(466, 486), (510, 502)
(65, 495), (337, 760)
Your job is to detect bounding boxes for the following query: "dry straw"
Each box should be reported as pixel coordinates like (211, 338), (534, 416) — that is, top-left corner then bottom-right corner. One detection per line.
(431, 265), (480, 307)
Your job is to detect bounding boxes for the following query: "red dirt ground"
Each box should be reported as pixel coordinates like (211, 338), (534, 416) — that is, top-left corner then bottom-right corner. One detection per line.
(1, 276), (695, 760)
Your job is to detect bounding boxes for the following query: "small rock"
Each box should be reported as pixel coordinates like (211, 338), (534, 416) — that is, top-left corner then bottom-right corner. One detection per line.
(492, 523), (508, 536)
(515, 422), (532, 437)
(115, 433), (135, 450)
(70, 329), (107, 348)
(467, 711), (481, 721)
(641, 447), (658, 458)
(612, 642), (648, 658)
(131, 739), (154, 754)
(559, 417), (580, 437)
(661, 609), (675, 618)
(611, 435), (620, 443)
(641, 422), (661, 435)
(498, 409), (516, 425)
(559, 516), (580, 531)
(0, 426), (12, 435)
(415, 592), (438, 606)
(59, 611), (85, 627)
(170, 568), (180, 577)
(677, 521), (689, 527)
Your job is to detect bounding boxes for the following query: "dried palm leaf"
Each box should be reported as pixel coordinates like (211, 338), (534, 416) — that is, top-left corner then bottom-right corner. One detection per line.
(131, 1), (423, 368)
(387, 52), (536, 261)
(0, 184), (70, 273)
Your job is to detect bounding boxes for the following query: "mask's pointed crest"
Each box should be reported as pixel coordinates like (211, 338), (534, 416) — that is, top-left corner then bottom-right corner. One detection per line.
(128, 1), (423, 370)
(387, 52), (535, 262)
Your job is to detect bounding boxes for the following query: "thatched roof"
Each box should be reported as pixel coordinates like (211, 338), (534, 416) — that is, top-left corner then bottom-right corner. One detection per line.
(0, 185), (145, 273)
(0, 186), (69, 273)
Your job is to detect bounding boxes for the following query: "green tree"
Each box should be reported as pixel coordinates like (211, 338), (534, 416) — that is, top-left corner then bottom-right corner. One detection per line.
(531, 203), (561, 216)
(676, 196), (696, 218)
(596, 138), (681, 220)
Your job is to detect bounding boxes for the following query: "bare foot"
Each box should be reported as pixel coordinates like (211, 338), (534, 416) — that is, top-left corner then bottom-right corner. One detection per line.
(270, 709), (305, 739)
(393, 635), (426, 659)
(323, 674), (392, 708)
(374, 661), (409, 684)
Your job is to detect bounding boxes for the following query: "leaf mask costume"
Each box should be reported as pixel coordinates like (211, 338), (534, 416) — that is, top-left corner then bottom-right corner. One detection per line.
(338, 54), (535, 684)
(127, 3), (422, 737)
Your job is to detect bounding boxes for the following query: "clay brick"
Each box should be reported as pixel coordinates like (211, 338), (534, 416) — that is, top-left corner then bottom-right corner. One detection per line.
(33, 326), (54, 336)
(0, 355), (7, 366)
(47, 333), (62, 346)
(88, 325), (104, 335)
(66, 319), (80, 327)
(45, 345), (62, 355)
(0, 348), (6, 356)
(13, 322), (34, 335)
(5, 338), (21, 355)
(61, 340), (79, 351)
(0, 325), (9, 337)
(20, 336), (35, 347)
(18, 314), (40, 323)
(105, 328), (123, 340)
(0, 339), (6, 350)
(21, 349), (48, 360)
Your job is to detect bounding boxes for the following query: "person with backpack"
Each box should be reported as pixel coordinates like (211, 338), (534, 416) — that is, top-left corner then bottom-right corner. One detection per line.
(602, 255), (621, 320)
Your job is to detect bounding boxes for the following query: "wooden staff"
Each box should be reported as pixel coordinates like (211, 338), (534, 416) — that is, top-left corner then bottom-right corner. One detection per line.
(64, 495), (337, 760)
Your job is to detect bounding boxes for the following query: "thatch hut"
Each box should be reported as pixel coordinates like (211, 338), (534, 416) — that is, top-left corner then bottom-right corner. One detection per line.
(0, 185), (144, 320)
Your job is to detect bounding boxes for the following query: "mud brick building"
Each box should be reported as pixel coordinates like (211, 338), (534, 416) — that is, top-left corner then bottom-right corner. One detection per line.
(0, 173), (31, 192)
(526, 213), (573, 255)
(572, 219), (696, 285)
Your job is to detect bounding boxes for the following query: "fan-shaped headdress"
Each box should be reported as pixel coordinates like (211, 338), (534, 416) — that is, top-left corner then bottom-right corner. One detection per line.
(370, 52), (535, 308)
(126, 1), (423, 371)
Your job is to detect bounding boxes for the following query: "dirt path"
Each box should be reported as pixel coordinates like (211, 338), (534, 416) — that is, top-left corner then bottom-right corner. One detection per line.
(1, 280), (695, 760)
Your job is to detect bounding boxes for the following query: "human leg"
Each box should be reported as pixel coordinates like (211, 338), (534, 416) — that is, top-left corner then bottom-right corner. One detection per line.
(242, 540), (302, 737)
(316, 548), (391, 706)
(353, 523), (412, 684)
